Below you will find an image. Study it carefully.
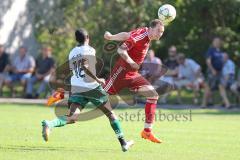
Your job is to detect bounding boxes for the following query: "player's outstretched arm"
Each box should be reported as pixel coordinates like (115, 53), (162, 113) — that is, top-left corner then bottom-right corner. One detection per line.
(81, 59), (105, 85)
(104, 31), (130, 41)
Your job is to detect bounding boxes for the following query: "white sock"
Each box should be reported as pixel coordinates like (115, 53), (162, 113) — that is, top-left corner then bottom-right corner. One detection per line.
(144, 123), (153, 129)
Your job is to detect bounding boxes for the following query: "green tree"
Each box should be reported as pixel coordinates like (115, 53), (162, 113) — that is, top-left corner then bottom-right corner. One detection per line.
(33, 0), (240, 75)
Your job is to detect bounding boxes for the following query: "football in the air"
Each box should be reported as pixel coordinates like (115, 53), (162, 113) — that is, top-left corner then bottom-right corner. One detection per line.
(158, 4), (176, 25)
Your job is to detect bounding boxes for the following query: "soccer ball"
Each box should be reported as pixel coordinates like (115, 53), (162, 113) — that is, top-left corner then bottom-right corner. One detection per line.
(158, 4), (176, 25)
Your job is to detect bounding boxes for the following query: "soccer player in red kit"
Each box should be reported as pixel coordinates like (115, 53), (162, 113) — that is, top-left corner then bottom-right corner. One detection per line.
(104, 19), (165, 143)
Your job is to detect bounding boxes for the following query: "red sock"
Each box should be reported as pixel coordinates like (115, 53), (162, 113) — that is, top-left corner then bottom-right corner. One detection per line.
(144, 128), (152, 132)
(144, 99), (157, 132)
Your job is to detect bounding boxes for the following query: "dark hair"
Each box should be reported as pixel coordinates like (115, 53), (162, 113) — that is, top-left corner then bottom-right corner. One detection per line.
(75, 28), (89, 44)
(149, 19), (163, 28)
(177, 53), (185, 60)
(19, 46), (27, 51)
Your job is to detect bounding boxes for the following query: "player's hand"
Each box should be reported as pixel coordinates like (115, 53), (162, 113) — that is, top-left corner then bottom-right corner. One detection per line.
(97, 78), (106, 85)
(130, 62), (140, 70)
(104, 31), (112, 40)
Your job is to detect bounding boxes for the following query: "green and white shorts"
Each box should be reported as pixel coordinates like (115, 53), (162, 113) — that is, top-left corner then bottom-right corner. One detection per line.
(68, 85), (108, 108)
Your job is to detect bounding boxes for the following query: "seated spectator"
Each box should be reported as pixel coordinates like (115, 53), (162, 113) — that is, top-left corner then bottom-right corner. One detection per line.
(5, 46), (35, 97)
(141, 49), (162, 84)
(26, 46), (55, 98)
(175, 53), (203, 104)
(159, 45), (179, 103)
(222, 53), (235, 89)
(202, 37), (231, 108)
(141, 50), (174, 101)
(0, 44), (10, 95)
(230, 68), (240, 103)
(163, 45), (179, 78)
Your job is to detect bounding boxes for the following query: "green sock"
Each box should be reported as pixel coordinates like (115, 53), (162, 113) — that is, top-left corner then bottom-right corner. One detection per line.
(46, 116), (67, 129)
(110, 119), (124, 138)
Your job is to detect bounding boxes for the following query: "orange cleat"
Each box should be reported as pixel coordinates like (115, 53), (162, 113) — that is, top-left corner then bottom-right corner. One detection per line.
(46, 88), (65, 106)
(141, 130), (162, 143)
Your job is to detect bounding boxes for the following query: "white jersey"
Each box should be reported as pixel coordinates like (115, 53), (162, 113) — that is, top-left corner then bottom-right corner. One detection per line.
(69, 45), (99, 93)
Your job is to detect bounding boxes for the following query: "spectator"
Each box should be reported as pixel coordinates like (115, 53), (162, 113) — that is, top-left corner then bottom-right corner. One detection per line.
(222, 53), (235, 89)
(159, 45), (179, 103)
(163, 45), (179, 77)
(25, 46), (55, 98)
(0, 44), (10, 95)
(5, 46), (35, 97)
(202, 37), (231, 108)
(140, 50), (173, 104)
(230, 67), (240, 103)
(141, 49), (162, 84)
(175, 53), (203, 104)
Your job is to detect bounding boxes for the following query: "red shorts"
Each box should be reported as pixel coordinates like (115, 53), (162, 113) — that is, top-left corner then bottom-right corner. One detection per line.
(104, 65), (150, 95)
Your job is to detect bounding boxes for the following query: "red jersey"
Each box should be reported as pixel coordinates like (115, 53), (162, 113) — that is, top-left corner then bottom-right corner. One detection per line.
(117, 27), (150, 70)
(104, 27), (151, 94)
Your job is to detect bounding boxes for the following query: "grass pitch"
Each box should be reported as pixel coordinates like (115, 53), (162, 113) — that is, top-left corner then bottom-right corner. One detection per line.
(0, 104), (240, 160)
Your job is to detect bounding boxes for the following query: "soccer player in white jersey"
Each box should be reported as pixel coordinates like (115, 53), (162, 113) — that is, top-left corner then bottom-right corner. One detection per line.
(41, 28), (133, 152)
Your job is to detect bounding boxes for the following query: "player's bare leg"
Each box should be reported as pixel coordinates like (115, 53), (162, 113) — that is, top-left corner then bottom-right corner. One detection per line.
(137, 85), (162, 143)
(42, 102), (82, 141)
(98, 101), (134, 152)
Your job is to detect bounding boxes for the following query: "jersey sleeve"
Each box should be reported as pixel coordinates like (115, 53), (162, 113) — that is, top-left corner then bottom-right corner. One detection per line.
(189, 59), (200, 73)
(205, 48), (213, 58)
(120, 28), (147, 51)
(69, 53), (74, 71)
(29, 56), (36, 69)
(82, 48), (96, 66)
(228, 61), (235, 75)
(120, 28), (145, 51)
(120, 36), (136, 51)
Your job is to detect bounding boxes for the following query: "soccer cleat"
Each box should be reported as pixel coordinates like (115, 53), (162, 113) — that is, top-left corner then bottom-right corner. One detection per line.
(121, 140), (134, 152)
(46, 88), (65, 106)
(42, 120), (51, 142)
(141, 130), (162, 143)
